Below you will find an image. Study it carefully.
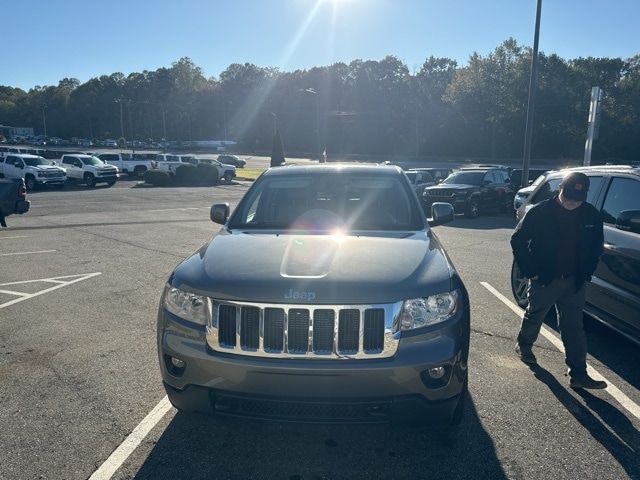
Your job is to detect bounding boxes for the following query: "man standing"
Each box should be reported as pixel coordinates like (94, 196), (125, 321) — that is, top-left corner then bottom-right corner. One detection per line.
(511, 172), (606, 389)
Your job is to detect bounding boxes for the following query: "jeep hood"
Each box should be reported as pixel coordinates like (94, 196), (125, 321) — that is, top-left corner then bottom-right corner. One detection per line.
(171, 231), (454, 304)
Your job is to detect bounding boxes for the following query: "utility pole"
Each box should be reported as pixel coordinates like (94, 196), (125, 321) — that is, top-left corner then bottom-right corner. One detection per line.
(127, 100), (135, 155)
(302, 88), (321, 160)
(115, 99), (126, 148)
(41, 105), (47, 137)
(162, 108), (167, 141)
(520, 0), (543, 188)
(415, 103), (419, 157)
(584, 86), (603, 166)
(223, 107), (228, 142)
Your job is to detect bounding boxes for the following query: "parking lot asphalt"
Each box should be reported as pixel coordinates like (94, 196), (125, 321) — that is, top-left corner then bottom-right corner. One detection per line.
(1, 180), (639, 480)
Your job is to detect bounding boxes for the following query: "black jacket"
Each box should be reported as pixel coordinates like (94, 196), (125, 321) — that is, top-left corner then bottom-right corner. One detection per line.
(511, 196), (604, 288)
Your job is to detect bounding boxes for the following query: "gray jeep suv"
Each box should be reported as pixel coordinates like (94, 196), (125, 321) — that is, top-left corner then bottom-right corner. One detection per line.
(157, 164), (470, 426)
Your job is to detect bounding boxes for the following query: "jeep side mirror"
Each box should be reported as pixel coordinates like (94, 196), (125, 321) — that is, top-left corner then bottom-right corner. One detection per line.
(428, 202), (454, 227)
(616, 210), (640, 235)
(210, 203), (230, 225)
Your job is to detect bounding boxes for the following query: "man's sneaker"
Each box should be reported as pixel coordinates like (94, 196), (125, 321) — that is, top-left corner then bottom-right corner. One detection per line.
(515, 344), (537, 365)
(570, 374), (607, 390)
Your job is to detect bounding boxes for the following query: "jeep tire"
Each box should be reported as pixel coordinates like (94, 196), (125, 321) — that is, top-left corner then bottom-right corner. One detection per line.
(465, 197), (480, 218)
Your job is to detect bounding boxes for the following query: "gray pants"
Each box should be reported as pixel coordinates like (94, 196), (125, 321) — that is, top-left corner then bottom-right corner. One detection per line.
(517, 277), (587, 378)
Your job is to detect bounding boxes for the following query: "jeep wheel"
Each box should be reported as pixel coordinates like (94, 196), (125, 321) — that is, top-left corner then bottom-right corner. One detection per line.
(134, 166), (147, 179)
(464, 198), (480, 218)
(223, 172), (234, 184)
(25, 175), (36, 191)
(84, 173), (96, 188)
(106, 180), (116, 187)
(510, 260), (529, 308)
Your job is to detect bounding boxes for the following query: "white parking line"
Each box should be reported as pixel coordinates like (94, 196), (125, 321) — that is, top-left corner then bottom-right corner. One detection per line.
(145, 207), (208, 213)
(480, 281), (640, 422)
(0, 289), (31, 297)
(0, 272), (102, 309)
(88, 396), (172, 480)
(0, 250), (56, 257)
(0, 235), (29, 240)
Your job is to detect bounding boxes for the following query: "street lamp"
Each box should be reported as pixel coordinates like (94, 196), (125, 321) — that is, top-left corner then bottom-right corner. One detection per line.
(521, 0), (543, 188)
(41, 104), (47, 138)
(301, 88), (321, 161)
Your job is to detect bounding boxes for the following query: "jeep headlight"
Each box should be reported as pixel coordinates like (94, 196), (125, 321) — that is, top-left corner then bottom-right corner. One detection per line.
(163, 285), (211, 325)
(399, 290), (460, 330)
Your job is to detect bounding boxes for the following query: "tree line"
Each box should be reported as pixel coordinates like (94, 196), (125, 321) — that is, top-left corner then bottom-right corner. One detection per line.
(1, 38), (639, 162)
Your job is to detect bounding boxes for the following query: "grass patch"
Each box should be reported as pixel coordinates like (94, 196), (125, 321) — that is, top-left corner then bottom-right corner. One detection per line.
(235, 168), (265, 181)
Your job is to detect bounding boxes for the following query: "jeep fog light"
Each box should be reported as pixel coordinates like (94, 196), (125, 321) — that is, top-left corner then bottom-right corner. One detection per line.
(171, 357), (185, 369)
(400, 290), (459, 330)
(428, 366), (445, 379)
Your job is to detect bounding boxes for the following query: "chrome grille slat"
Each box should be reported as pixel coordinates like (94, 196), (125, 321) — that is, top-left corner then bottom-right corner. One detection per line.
(209, 300), (402, 360)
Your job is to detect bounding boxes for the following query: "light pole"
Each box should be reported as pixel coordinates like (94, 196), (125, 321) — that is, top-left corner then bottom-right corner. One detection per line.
(115, 99), (126, 148)
(41, 105), (47, 138)
(302, 88), (321, 160)
(521, 0), (543, 188)
(270, 112), (278, 134)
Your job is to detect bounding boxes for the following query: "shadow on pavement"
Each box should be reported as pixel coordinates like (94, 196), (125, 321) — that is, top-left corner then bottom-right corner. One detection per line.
(441, 215), (517, 231)
(542, 311), (640, 393)
(527, 364), (640, 479)
(132, 393), (508, 480)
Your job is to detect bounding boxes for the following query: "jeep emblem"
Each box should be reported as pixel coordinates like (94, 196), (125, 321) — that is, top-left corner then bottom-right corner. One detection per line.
(284, 289), (316, 301)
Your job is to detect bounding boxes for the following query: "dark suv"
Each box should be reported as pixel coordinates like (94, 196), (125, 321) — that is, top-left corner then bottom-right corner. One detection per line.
(511, 165), (640, 344)
(422, 167), (514, 218)
(157, 164), (470, 426)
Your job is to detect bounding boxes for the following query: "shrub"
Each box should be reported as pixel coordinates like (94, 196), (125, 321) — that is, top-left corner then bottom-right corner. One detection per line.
(196, 163), (220, 186)
(143, 169), (171, 187)
(175, 164), (199, 184)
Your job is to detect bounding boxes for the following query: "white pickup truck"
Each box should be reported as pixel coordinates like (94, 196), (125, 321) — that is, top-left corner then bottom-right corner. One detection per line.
(0, 154), (66, 190)
(155, 154), (236, 183)
(96, 152), (155, 178)
(57, 154), (118, 187)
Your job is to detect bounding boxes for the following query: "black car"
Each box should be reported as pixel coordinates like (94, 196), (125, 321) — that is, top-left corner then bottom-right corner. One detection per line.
(217, 154), (246, 168)
(509, 168), (548, 189)
(410, 167), (453, 184)
(422, 167), (514, 218)
(511, 165), (640, 344)
(0, 178), (30, 223)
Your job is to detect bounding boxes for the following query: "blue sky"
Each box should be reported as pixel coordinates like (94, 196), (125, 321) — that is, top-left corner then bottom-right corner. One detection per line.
(2, 0), (639, 90)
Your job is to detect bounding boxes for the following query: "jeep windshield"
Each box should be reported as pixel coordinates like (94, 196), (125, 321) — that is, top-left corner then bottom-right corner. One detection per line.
(442, 171), (484, 185)
(229, 173), (424, 232)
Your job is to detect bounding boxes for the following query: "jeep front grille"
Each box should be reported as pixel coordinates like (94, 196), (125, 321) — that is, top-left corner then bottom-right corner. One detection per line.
(207, 300), (402, 359)
(425, 189), (455, 198)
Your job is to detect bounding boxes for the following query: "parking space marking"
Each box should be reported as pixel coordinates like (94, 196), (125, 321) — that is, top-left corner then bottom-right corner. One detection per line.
(0, 235), (30, 240)
(0, 250), (57, 256)
(0, 289), (31, 297)
(0, 272), (102, 309)
(89, 396), (172, 480)
(481, 281), (640, 422)
(145, 207), (208, 213)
